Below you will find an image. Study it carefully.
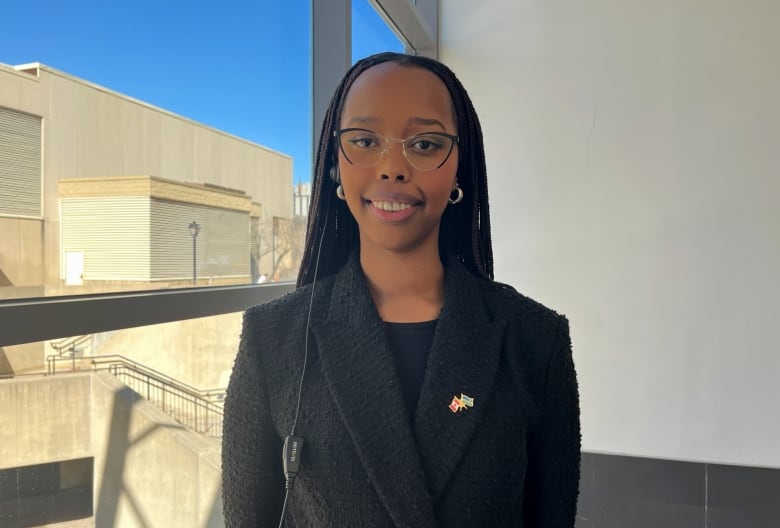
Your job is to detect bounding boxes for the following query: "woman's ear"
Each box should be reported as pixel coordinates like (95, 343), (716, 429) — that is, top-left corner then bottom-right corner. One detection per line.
(329, 165), (340, 183)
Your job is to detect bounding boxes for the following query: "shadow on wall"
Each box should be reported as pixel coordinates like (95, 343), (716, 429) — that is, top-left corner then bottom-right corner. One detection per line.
(95, 381), (223, 527)
(0, 348), (11, 375)
(0, 265), (12, 287)
(96, 386), (143, 527)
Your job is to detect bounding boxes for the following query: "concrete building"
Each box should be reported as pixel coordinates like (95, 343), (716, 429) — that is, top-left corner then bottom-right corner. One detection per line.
(293, 181), (312, 216)
(59, 176), (258, 287)
(0, 61), (293, 298)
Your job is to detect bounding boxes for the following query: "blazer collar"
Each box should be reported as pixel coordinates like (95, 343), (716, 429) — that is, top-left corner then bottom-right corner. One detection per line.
(310, 252), (505, 525)
(413, 255), (506, 499)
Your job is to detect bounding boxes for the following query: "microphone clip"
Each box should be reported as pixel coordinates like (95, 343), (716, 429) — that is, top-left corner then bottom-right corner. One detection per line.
(283, 435), (304, 489)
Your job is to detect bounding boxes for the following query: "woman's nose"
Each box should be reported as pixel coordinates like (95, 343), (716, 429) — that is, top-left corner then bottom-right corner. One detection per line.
(378, 141), (409, 182)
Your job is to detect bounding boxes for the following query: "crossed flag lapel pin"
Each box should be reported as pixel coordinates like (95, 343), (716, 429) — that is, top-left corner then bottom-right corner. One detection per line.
(448, 393), (475, 413)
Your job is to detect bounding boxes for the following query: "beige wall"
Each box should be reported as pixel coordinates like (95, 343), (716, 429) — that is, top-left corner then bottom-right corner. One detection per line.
(0, 62), (293, 287)
(91, 373), (222, 527)
(0, 342), (45, 375)
(0, 216), (44, 288)
(0, 372), (223, 527)
(93, 312), (242, 389)
(2, 311), (241, 386)
(0, 374), (91, 468)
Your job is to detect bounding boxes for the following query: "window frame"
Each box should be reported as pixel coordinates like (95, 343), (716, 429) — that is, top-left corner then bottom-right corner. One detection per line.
(371, 0), (437, 57)
(0, 282), (295, 347)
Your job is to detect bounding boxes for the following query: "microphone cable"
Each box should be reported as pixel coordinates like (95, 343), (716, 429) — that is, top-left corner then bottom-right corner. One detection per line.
(278, 196), (331, 528)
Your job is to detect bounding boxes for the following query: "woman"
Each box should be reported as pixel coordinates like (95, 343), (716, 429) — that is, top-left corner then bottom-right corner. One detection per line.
(222, 52), (580, 527)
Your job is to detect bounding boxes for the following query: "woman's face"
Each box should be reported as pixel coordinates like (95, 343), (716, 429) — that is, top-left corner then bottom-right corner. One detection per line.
(337, 62), (458, 256)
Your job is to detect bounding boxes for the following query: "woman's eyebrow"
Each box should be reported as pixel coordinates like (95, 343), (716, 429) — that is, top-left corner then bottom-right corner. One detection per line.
(345, 116), (447, 130)
(346, 116), (380, 126)
(407, 117), (446, 130)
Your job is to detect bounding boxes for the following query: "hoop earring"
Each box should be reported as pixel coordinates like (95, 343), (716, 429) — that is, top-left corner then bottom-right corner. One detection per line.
(448, 185), (463, 204)
(329, 166), (340, 182)
(336, 184), (346, 201)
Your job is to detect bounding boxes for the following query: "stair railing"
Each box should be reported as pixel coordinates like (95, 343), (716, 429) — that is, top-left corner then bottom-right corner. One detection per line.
(46, 354), (224, 437)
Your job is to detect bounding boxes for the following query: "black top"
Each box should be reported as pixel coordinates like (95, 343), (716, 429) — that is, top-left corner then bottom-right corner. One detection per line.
(384, 319), (438, 419)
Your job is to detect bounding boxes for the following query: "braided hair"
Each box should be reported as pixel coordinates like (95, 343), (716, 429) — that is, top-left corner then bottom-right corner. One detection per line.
(296, 52), (493, 287)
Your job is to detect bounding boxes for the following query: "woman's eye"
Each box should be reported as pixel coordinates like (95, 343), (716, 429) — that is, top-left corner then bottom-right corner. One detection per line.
(349, 136), (379, 148)
(409, 136), (443, 152)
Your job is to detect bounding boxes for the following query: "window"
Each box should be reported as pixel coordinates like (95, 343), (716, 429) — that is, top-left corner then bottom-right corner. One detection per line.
(352, 0), (407, 62)
(0, 1), (438, 525)
(0, 1), (312, 301)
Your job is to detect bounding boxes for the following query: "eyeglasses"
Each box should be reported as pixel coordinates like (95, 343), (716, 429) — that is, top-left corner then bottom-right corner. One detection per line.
(334, 128), (459, 172)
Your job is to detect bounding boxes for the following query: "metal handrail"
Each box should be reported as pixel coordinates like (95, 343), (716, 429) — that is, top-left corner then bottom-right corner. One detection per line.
(95, 354), (224, 400)
(50, 334), (91, 357)
(47, 353), (224, 398)
(46, 353), (224, 436)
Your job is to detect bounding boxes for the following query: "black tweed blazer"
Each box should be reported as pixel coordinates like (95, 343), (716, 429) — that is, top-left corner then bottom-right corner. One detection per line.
(222, 254), (580, 527)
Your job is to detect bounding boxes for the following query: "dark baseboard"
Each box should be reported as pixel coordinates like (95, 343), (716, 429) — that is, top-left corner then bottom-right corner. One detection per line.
(576, 452), (780, 528)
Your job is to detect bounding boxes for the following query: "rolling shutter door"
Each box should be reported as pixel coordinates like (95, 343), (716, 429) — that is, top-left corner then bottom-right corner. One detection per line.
(0, 106), (42, 217)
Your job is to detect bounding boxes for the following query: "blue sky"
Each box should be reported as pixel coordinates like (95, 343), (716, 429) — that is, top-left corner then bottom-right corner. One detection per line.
(0, 0), (403, 184)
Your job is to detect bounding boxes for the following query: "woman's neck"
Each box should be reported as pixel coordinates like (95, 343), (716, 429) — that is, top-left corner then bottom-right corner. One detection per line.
(360, 245), (445, 323)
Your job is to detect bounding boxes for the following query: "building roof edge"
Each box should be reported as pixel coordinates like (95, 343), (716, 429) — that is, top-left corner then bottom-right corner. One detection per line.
(10, 62), (293, 162)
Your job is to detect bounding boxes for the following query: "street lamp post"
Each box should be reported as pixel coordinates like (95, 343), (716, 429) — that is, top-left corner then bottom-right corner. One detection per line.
(188, 221), (201, 285)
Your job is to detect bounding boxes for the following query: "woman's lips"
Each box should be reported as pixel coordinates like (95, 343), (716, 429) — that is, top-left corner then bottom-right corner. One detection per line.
(366, 199), (418, 222)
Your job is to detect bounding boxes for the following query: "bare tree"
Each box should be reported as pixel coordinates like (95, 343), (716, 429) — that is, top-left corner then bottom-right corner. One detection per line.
(251, 216), (307, 282)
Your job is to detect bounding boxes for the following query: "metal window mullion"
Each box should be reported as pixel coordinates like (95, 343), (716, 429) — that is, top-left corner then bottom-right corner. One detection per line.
(371, 0), (437, 58)
(312, 0), (351, 160)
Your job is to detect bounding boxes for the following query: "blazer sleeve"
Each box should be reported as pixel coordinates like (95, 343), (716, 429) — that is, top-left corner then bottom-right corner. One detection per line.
(523, 315), (581, 527)
(222, 310), (284, 527)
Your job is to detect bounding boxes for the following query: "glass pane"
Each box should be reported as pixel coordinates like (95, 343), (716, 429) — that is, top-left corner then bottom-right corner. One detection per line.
(0, 0), (312, 525)
(352, 0), (407, 63)
(0, 0), (311, 299)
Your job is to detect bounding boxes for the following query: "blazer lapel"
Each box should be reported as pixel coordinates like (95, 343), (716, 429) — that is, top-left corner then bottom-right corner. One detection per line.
(310, 255), (437, 528)
(413, 258), (507, 499)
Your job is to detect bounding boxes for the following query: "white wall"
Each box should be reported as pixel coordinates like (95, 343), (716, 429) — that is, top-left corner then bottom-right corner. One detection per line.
(441, 1), (780, 467)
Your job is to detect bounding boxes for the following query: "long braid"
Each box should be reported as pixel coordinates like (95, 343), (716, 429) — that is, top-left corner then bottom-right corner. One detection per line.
(427, 58), (494, 280)
(297, 52), (494, 287)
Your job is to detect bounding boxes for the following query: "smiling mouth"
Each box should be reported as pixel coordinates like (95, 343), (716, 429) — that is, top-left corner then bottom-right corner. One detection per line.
(369, 200), (413, 212)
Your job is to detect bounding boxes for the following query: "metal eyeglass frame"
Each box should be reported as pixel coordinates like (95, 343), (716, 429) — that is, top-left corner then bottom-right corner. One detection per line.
(334, 128), (459, 171)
